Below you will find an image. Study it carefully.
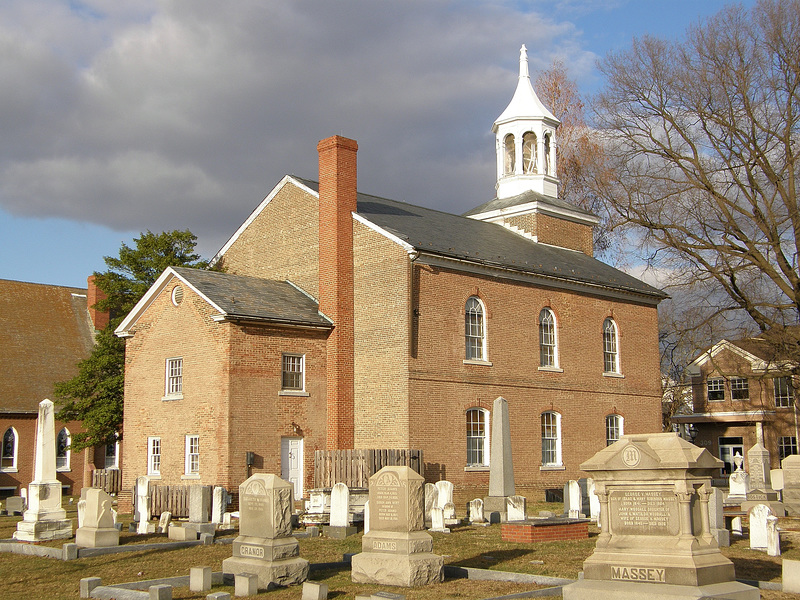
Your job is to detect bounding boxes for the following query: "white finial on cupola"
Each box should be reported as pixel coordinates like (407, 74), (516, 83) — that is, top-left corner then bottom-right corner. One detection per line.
(493, 45), (560, 200)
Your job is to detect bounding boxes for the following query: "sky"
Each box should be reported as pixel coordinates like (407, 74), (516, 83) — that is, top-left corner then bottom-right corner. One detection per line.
(0, 0), (754, 289)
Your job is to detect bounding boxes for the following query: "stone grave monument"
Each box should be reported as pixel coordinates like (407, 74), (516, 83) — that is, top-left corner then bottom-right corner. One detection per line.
(748, 503), (772, 550)
(562, 432), (759, 600)
(747, 425), (771, 491)
(564, 480), (582, 518)
(484, 396), (514, 522)
(135, 476), (152, 534)
(423, 483), (438, 528)
(708, 487), (729, 547)
(780, 454), (800, 516)
(725, 453), (749, 504)
(468, 498), (486, 524)
(212, 486), (227, 525)
(435, 480), (453, 510)
(766, 515), (780, 557)
(76, 488), (119, 548)
(324, 482), (357, 538)
(587, 478), (601, 524)
(184, 485), (215, 535)
(506, 495), (527, 521)
(14, 400), (72, 542)
(351, 465), (443, 587)
(222, 473), (309, 590)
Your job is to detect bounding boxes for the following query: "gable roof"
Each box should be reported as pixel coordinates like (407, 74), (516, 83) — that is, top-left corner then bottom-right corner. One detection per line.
(293, 178), (665, 303)
(115, 267), (332, 336)
(0, 279), (95, 413)
(462, 189), (599, 226)
(687, 327), (800, 376)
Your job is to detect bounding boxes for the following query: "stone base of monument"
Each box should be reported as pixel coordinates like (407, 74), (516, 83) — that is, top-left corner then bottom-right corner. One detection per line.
(76, 527), (120, 548)
(222, 535), (309, 590)
(482, 496), (507, 522)
(351, 551), (444, 587)
(562, 579), (759, 599)
(322, 525), (357, 539)
(13, 517), (73, 542)
(184, 522), (216, 535)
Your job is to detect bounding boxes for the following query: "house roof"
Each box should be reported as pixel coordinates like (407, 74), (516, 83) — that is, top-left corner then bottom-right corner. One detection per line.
(116, 267), (332, 336)
(170, 267), (332, 327)
(0, 279), (95, 414)
(687, 327), (800, 375)
(461, 189), (599, 224)
(293, 177), (666, 302)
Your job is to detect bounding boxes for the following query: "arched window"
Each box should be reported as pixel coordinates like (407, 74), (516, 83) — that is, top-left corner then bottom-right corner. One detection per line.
(543, 133), (551, 175)
(539, 308), (557, 367)
(1, 427), (18, 471)
(603, 318), (619, 373)
(466, 408), (489, 466)
(465, 297), (486, 361)
(606, 415), (623, 446)
(522, 132), (537, 173)
(503, 134), (516, 175)
(56, 428), (71, 471)
(541, 411), (562, 466)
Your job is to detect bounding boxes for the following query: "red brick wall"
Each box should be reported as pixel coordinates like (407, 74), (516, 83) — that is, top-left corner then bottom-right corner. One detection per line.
(501, 520), (588, 542)
(407, 263), (662, 494)
(505, 213), (593, 256)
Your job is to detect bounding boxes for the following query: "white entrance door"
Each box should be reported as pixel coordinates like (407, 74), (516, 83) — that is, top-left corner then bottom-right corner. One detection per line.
(281, 437), (304, 499)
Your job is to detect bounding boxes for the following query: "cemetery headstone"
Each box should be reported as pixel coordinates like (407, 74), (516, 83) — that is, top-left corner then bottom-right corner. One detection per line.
(468, 498), (485, 524)
(707, 488), (729, 547)
(506, 495), (527, 521)
(212, 486), (227, 525)
(434, 480), (453, 510)
(766, 515), (780, 557)
(351, 466), (444, 587)
(6, 496), (25, 515)
(586, 479), (601, 524)
(561, 432), (759, 600)
(731, 516), (743, 536)
(136, 476), (151, 534)
(770, 469), (784, 496)
(324, 482), (356, 538)
(749, 503), (772, 550)
(423, 484), (438, 528)
(222, 473), (309, 590)
(429, 507), (449, 533)
(185, 485), (215, 535)
(77, 499), (86, 529)
(781, 454), (800, 516)
(484, 396), (515, 521)
(747, 427), (772, 490)
(363, 500), (370, 534)
(563, 480), (582, 518)
(158, 511), (172, 533)
(442, 502), (458, 526)
(14, 399), (72, 541)
(76, 488), (120, 547)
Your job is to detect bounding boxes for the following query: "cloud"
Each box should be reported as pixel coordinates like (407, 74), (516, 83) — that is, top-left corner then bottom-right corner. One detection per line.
(0, 0), (597, 255)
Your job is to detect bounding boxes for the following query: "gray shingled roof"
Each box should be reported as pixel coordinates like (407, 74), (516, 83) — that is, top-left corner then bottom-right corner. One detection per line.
(171, 267), (332, 327)
(295, 178), (665, 300)
(462, 189), (598, 220)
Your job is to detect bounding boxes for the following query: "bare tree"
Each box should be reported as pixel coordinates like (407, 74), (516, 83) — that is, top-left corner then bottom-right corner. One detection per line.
(536, 61), (615, 255)
(593, 0), (800, 333)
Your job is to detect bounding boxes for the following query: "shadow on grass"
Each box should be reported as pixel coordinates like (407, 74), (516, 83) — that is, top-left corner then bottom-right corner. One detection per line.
(730, 555), (782, 582)
(451, 548), (534, 569)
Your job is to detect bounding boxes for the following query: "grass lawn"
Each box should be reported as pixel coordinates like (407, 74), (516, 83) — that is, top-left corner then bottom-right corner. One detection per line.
(1, 498), (799, 599)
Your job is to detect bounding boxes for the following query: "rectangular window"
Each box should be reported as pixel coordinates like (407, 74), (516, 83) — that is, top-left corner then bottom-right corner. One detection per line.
(185, 435), (199, 475)
(779, 436), (798, 461)
(281, 354), (304, 390)
(707, 377), (725, 402)
(466, 409), (488, 466)
(774, 377), (794, 408)
(541, 412), (561, 466)
(730, 377), (749, 400)
(147, 437), (161, 476)
(104, 441), (119, 469)
(165, 357), (183, 397)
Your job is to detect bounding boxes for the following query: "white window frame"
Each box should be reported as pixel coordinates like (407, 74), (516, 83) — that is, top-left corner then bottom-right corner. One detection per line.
(605, 414), (624, 446)
(602, 318), (620, 374)
(184, 434), (200, 477)
(281, 354), (305, 391)
(147, 436), (161, 476)
(56, 427), (71, 471)
(464, 296), (488, 363)
(779, 436), (798, 461)
(164, 357), (183, 399)
(707, 377), (725, 402)
(541, 411), (562, 467)
(504, 133), (515, 175)
(466, 408), (489, 467)
(1, 427), (18, 472)
(730, 377), (749, 400)
(539, 307), (559, 369)
(774, 376), (794, 408)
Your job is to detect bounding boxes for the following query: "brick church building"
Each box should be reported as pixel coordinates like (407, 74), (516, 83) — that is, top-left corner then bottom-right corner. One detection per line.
(116, 47), (666, 505)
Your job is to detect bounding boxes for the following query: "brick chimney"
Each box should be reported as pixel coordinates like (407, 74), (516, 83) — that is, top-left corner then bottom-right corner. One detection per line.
(87, 275), (109, 330)
(317, 135), (358, 450)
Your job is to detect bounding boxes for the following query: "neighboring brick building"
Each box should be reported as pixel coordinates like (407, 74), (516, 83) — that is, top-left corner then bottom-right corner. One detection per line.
(0, 277), (113, 497)
(675, 332), (800, 480)
(117, 46), (666, 503)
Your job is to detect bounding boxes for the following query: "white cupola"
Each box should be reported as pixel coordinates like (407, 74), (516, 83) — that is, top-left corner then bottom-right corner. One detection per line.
(493, 45), (560, 200)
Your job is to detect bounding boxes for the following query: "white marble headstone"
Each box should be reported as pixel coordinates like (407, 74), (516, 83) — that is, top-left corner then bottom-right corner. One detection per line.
(749, 503), (772, 550)
(329, 482), (350, 528)
(767, 515), (780, 556)
(587, 478), (600, 524)
(469, 498), (485, 523)
(506, 495), (527, 521)
(363, 500), (370, 534)
(429, 507), (449, 533)
(424, 483), (438, 526)
(435, 480), (454, 510)
(136, 476), (151, 534)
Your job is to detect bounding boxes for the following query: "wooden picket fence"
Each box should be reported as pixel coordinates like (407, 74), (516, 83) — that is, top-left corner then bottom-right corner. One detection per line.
(91, 469), (122, 494)
(313, 449), (423, 489)
(148, 485), (194, 518)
